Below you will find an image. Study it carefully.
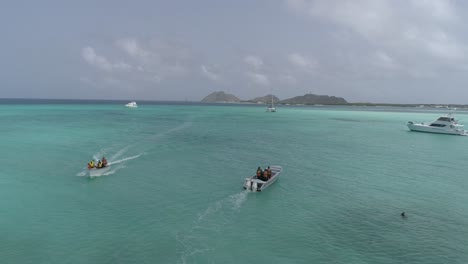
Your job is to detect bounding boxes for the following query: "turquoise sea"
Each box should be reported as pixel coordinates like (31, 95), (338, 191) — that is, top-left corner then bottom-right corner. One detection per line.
(1, 100), (468, 264)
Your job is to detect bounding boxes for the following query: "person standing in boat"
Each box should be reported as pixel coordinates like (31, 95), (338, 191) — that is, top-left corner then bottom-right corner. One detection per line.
(102, 157), (108, 167)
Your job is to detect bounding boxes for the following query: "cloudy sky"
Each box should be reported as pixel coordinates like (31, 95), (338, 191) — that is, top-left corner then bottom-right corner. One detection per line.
(2, 0), (468, 103)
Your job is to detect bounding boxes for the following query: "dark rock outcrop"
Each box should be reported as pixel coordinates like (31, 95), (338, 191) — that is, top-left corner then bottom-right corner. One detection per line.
(280, 94), (347, 105)
(201, 91), (241, 103)
(248, 94), (280, 104)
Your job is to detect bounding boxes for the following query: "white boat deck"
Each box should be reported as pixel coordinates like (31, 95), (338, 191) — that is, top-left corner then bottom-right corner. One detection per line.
(407, 111), (466, 135)
(243, 165), (282, 192)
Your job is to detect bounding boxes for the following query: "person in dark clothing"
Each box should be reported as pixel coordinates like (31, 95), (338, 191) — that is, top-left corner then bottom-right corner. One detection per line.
(267, 166), (272, 179)
(256, 167), (262, 178)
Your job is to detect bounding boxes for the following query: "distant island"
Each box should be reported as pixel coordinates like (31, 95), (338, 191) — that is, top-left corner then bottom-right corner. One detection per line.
(201, 91), (241, 103)
(199, 91), (468, 108)
(246, 94), (280, 104)
(201, 91), (347, 105)
(280, 94), (347, 105)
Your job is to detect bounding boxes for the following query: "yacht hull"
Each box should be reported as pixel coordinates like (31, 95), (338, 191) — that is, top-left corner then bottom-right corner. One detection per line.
(407, 123), (466, 135)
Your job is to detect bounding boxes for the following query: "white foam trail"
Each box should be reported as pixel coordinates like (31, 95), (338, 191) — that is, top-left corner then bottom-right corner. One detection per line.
(228, 191), (248, 211)
(108, 154), (142, 166)
(76, 171), (87, 177)
(91, 164), (125, 177)
(77, 154), (141, 178)
(79, 121), (189, 178)
(178, 191), (248, 263)
(146, 121), (192, 142)
(110, 146), (130, 161)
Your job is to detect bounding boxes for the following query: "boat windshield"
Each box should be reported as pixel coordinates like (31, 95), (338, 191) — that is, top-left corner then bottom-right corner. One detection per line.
(437, 117), (452, 122)
(430, 123), (446, 127)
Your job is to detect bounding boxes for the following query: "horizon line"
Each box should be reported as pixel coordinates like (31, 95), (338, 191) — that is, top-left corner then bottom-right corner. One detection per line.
(0, 97), (467, 106)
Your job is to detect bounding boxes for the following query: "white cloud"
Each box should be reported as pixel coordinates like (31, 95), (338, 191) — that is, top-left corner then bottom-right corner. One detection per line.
(244, 55), (264, 69)
(116, 38), (192, 78)
(410, 0), (457, 22)
(116, 38), (151, 58)
(153, 75), (162, 83)
(247, 72), (269, 86)
(288, 53), (317, 69)
(286, 0), (467, 74)
(288, 0), (393, 39)
(201, 65), (220, 81)
(373, 51), (397, 69)
(425, 30), (464, 60)
(81, 46), (132, 72)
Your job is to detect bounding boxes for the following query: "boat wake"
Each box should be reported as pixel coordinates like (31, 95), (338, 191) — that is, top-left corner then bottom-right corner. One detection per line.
(76, 153), (143, 177)
(108, 154), (141, 166)
(177, 191), (248, 263)
(76, 121), (191, 178)
(90, 164), (126, 178)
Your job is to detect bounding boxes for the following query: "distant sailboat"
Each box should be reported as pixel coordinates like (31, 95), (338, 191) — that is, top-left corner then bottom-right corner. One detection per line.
(266, 93), (276, 112)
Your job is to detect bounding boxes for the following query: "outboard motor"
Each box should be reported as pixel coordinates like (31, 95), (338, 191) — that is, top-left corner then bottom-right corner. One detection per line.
(244, 180), (252, 190)
(252, 181), (258, 192)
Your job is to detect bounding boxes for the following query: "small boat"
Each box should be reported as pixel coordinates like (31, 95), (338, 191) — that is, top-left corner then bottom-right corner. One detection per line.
(407, 110), (466, 135)
(243, 166), (282, 192)
(266, 106), (276, 112)
(125, 101), (138, 108)
(88, 165), (111, 178)
(266, 92), (276, 112)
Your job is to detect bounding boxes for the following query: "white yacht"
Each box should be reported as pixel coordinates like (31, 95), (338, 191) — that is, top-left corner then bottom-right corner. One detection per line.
(125, 101), (138, 108)
(407, 111), (466, 135)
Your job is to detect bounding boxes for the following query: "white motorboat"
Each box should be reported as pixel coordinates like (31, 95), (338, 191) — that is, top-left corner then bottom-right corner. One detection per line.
(125, 101), (138, 108)
(407, 111), (466, 135)
(89, 165), (111, 178)
(243, 166), (282, 192)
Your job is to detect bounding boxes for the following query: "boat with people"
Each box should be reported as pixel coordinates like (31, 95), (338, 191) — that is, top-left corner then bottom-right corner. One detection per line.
(87, 157), (110, 177)
(406, 110), (467, 135)
(243, 165), (282, 192)
(125, 101), (138, 108)
(88, 165), (111, 177)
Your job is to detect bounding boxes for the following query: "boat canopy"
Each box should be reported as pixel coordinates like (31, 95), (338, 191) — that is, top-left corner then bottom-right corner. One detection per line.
(437, 117), (454, 122)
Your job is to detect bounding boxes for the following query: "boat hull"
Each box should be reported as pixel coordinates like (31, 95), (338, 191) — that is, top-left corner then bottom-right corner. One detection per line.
(89, 165), (111, 177)
(125, 102), (138, 108)
(407, 123), (466, 135)
(243, 166), (282, 192)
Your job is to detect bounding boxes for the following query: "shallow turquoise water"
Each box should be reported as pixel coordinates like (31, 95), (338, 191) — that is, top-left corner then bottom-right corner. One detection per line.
(1, 103), (467, 263)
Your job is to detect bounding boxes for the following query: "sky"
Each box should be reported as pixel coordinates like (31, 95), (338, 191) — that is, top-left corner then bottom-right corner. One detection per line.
(1, 0), (468, 104)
